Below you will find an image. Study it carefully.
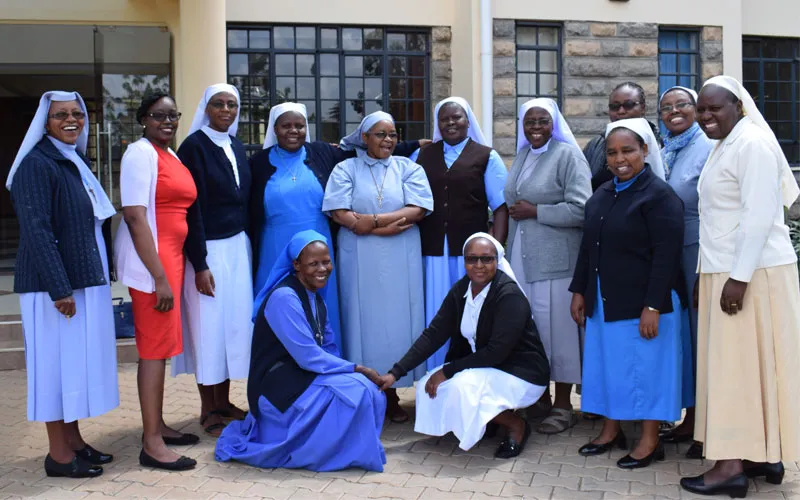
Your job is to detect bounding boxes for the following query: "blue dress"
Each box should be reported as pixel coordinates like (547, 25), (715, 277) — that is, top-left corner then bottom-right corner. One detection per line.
(215, 286), (386, 472)
(409, 139), (508, 370)
(255, 146), (341, 348)
(580, 172), (684, 422)
(322, 152), (434, 387)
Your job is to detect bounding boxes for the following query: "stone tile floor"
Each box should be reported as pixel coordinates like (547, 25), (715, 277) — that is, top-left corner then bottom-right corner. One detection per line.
(1, 364), (798, 499)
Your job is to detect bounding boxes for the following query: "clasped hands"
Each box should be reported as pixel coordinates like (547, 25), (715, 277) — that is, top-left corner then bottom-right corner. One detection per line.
(355, 366), (448, 398)
(349, 212), (411, 236)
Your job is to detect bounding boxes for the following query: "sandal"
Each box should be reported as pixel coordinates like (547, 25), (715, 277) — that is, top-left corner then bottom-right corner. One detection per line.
(200, 410), (228, 437)
(536, 408), (578, 435)
(217, 403), (247, 421)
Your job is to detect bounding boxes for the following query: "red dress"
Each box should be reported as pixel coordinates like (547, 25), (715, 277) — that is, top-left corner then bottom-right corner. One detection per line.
(130, 146), (197, 360)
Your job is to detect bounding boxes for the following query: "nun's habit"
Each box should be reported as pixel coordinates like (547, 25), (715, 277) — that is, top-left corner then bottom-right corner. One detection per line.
(323, 111), (434, 387)
(215, 230), (386, 472)
(172, 83), (253, 385)
(9, 91), (118, 422)
(408, 97), (509, 371)
(388, 233), (549, 451)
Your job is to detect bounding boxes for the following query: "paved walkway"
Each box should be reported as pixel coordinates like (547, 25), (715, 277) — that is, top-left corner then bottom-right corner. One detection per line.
(1, 365), (798, 499)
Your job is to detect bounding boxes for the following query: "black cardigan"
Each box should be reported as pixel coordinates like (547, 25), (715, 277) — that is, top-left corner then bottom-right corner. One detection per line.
(179, 131), (251, 272)
(11, 138), (109, 301)
(389, 271), (550, 386)
(569, 166), (686, 321)
(248, 140), (419, 277)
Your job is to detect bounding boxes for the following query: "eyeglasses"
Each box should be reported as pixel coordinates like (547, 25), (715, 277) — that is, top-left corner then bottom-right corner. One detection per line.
(608, 101), (642, 112)
(147, 111), (182, 122)
(464, 255), (497, 265)
(659, 102), (694, 114)
(368, 131), (399, 141)
(209, 100), (239, 110)
(49, 111), (86, 121)
(523, 118), (552, 127)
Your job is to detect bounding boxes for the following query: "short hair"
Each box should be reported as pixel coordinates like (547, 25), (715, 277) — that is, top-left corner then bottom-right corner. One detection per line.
(611, 81), (646, 107)
(607, 127), (645, 148)
(136, 91), (173, 125)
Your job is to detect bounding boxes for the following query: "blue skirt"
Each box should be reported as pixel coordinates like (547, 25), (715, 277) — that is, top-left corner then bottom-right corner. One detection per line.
(581, 282), (683, 421)
(215, 372), (386, 472)
(422, 239), (466, 371)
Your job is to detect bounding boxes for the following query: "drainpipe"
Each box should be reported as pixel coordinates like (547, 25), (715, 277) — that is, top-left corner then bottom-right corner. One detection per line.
(480, 0), (493, 146)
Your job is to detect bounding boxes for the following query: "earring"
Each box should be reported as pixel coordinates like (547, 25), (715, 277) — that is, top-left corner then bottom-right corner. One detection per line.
(143, 125), (146, 130)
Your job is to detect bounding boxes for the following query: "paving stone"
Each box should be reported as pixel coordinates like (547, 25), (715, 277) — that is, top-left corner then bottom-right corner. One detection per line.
(240, 483), (297, 500)
(499, 482), (552, 499)
(359, 472), (412, 487)
(510, 462), (560, 476)
(404, 474), (456, 491)
(451, 477), (504, 496)
(580, 477), (630, 494)
(323, 479), (378, 496)
(531, 473), (579, 490)
(630, 482), (682, 499)
(113, 483), (174, 499)
(437, 465), (486, 480)
(482, 470), (533, 486)
(417, 487), (469, 500)
(560, 464), (607, 481)
(551, 487), (603, 499)
(368, 484), (424, 499)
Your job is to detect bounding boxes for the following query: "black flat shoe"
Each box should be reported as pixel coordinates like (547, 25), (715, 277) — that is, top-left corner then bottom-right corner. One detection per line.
(680, 473), (748, 498)
(660, 428), (693, 444)
(139, 449), (197, 471)
(494, 421), (531, 459)
(579, 431), (627, 456)
(617, 441), (665, 469)
(162, 433), (200, 446)
(686, 441), (704, 459)
(744, 461), (784, 484)
(74, 444), (113, 465)
(44, 454), (103, 478)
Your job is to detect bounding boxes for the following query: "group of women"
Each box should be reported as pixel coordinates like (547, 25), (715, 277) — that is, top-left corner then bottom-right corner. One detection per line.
(10, 73), (800, 498)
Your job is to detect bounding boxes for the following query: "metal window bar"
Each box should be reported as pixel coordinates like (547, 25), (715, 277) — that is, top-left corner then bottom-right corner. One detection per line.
(515, 22), (563, 106)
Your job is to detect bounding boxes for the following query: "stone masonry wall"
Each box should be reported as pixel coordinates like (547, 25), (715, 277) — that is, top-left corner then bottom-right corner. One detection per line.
(491, 19), (724, 164)
(431, 26), (453, 121)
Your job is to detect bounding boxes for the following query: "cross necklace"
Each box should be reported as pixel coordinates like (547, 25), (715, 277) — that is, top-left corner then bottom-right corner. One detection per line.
(368, 163), (389, 209)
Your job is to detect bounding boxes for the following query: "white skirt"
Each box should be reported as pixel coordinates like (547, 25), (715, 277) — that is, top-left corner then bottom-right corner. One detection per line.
(414, 365), (546, 451)
(21, 221), (119, 423)
(172, 231), (253, 385)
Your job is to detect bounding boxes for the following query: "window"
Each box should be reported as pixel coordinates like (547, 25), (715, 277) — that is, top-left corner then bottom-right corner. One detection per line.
(743, 36), (800, 166)
(227, 25), (430, 153)
(515, 23), (562, 111)
(658, 28), (701, 136)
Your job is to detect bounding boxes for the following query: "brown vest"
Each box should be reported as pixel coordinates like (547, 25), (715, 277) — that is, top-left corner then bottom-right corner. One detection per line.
(417, 139), (492, 256)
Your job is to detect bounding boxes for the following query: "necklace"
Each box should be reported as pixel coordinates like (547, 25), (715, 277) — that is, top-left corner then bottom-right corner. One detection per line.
(276, 147), (302, 182)
(368, 162), (389, 208)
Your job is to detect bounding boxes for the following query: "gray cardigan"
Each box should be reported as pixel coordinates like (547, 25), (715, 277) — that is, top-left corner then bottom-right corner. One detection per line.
(504, 140), (592, 283)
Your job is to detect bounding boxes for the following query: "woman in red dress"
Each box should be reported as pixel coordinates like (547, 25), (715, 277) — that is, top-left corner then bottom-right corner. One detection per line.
(114, 92), (198, 471)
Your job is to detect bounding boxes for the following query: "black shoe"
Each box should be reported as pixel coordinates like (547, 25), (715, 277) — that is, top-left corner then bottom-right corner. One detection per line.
(686, 441), (704, 459)
(139, 449), (197, 471)
(660, 428), (693, 444)
(617, 441), (665, 469)
(494, 421), (531, 459)
(74, 444), (113, 465)
(579, 431), (627, 456)
(680, 473), (748, 498)
(162, 433), (200, 446)
(744, 461), (784, 484)
(44, 454), (103, 478)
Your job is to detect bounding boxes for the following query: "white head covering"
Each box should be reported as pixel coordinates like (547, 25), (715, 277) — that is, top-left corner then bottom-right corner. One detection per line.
(432, 97), (488, 146)
(462, 232), (522, 289)
(605, 118), (666, 180)
(188, 83), (241, 137)
(517, 98), (580, 153)
(6, 91), (115, 219)
(263, 102), (310, 149)
(702, 75), (800, 208)
(659, 86), (698, 105)
(338, 111), (395, 151)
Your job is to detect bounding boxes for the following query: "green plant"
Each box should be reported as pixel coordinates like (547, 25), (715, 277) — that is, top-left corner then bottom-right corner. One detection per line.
(789, 218), (800, 273)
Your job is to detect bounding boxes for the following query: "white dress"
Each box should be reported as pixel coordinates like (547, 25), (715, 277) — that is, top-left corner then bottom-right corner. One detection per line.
(413, 282), (546, 450)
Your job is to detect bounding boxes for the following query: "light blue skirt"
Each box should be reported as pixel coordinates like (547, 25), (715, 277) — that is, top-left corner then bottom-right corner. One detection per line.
(215, 372), (386, 472)
(581, 282), (683, 421)
(422, 237), (466, 371)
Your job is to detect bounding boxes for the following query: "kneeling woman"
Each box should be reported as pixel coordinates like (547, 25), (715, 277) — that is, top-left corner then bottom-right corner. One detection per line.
(379, 233), (550, 458)
(215, 230), (386, 472)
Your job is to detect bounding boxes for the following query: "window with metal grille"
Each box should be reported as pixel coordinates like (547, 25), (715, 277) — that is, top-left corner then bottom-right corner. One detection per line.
(227, 25), (430, 154)
(743, 36), (800, 167)
(515, 23), (562, 111)
(658, 28), (701, 136)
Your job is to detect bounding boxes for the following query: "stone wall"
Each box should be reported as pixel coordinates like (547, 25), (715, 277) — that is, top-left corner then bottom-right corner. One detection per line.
(431, 26), (453, 120)
(491, 19), (724, 163)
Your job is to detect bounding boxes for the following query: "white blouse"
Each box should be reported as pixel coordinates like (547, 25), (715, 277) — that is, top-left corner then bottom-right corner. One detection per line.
(460, 282), (491, 353)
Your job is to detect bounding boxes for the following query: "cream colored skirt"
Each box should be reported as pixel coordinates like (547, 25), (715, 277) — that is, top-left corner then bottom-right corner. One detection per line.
(695, 263), (800, 462)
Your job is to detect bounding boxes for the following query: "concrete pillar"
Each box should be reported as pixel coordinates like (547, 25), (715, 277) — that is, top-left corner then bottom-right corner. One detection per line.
(174, 0), (227, 142)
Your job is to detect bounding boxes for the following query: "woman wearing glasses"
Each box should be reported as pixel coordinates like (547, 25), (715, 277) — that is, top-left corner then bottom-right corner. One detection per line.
(323, 111), (433, 422)
(9, 91), (118, 478)
(115, 92), (198, 471)
(656, 86), (714, 459)
(377, 233), (550, 459)
(582, 82), (664, 191)
(171, 84), (252, 438)
(504, 98), (591, 434)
